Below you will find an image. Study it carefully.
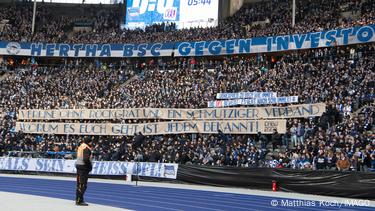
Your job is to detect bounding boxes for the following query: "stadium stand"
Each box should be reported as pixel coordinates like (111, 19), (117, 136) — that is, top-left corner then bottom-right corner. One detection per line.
(0, 0), (374, 173)
(1, 44), (374, 170)
(0, 0), (374, 43)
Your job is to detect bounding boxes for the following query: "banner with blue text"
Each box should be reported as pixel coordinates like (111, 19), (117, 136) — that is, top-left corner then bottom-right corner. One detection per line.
(208, 96), (299, 108)
(0, 25), (374, 57)
(216, 92), (278, 99)
(0, 157), (178, 179)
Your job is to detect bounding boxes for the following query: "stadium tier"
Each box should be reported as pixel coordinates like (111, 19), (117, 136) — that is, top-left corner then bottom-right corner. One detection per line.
(0, 0), (374, 177)
(1, 44), (374, 171)
(0, 0), (373, 43)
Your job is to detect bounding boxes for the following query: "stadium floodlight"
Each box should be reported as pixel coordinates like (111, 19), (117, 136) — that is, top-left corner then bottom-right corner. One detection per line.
(32, 0), (36, 34)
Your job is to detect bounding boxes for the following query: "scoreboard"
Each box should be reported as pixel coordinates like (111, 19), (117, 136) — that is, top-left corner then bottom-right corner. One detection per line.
(124, 0), (219, 29)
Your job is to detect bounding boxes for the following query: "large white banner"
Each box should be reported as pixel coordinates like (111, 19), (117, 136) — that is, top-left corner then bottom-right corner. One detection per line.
(18, 103), (326, 120)
(0, 157), (178, 179)
(15, 120), (287, 135)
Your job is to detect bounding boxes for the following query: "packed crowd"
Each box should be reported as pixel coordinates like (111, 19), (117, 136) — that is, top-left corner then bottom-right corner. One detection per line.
(0, 3), (119, 43)
(0, 44), (374, 171)
(0, 0), (374, 171)
(0, 0), (374, 44)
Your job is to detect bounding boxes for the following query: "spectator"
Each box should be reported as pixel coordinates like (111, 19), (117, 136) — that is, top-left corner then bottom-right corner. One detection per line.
(336, 153), (351, 171)
(270, 129), (281, 150)
(314, 150), (327, 170)
(296, 123), (305, 146)
(290, 124), (298, 147)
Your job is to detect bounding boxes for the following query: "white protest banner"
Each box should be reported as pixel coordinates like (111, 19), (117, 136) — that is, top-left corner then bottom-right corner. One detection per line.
(16, 120), (286, 135)
(18, 103), (325, 120)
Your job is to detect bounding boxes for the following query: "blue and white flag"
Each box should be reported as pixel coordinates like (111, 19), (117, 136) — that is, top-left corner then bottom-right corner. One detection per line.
(208, 96), (299, 108)
(216, 92), (277, 99)
(0, 25), (374, 57)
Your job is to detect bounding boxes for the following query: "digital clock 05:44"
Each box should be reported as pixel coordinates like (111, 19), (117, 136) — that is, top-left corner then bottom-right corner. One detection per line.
(188, 0), (211, 6)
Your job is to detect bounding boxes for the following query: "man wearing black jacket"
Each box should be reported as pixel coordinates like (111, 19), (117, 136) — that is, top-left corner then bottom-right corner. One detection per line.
(75, 138), (93, 206)
(314, 150), (328, 170)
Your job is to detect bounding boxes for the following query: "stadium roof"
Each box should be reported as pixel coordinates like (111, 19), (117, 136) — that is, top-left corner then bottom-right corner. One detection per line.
(30, 0), (122, 4)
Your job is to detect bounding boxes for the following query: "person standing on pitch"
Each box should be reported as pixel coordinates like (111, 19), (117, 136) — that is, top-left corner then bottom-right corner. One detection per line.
(75, 138), (93, 206)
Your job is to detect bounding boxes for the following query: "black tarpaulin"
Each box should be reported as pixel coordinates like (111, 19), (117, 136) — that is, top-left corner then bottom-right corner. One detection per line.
(177, 165), (375, 199)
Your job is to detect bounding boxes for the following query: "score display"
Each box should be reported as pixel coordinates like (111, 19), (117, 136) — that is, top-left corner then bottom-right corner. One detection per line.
(124, 0), (219, 29)
(187, 0), (212, 6)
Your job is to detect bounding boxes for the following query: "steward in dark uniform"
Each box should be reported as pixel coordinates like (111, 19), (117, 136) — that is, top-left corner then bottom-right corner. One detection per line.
(75, 138), (92, 206)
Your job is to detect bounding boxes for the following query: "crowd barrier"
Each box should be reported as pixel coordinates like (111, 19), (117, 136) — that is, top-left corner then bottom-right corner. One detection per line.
(0, 157), (178, 179)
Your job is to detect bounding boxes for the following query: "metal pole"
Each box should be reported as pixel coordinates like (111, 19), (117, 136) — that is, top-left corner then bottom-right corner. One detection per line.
(32, 0), (37, 34)
(292, 0), (296, 27)
(135, 160), (140, 186)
